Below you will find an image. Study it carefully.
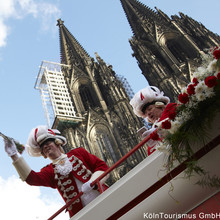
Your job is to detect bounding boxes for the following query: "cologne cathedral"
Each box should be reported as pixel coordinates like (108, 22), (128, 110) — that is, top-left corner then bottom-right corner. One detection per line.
(35, 0), (220, 183)
(120, 0), (220, 101)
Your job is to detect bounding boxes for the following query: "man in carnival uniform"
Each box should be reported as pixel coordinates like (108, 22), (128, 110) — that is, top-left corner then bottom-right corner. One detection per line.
(130, 86), (177, 155)
(4, 125), (109, 218)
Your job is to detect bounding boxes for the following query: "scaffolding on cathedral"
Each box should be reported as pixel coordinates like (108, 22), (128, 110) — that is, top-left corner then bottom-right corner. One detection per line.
(35, 61), (83, 129)
(116, 75), (135, 100)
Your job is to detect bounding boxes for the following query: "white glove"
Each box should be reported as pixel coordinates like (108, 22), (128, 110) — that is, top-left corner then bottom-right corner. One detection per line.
(142, 127), (157, 138)
(142, 127), (160, 148)
(81, 180), (94, 193)
(147, 139), (159, 148)
(4, 139), (18, 157)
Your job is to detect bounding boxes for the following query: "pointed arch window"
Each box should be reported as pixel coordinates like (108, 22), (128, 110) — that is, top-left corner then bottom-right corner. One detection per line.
(95, 133), (117, 164)
(166, 40), (186, 63)
(79, 84), (97, 110)
(166, 39), (197, 63)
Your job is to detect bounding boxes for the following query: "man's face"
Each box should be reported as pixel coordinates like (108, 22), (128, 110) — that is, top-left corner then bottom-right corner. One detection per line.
(144, 104), (164, 123)
(41, 140), (61, 160)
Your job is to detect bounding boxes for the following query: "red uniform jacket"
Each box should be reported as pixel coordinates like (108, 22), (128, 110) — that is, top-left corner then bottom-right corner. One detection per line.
(148, 103), (177, 155)
(26, 147), (109, 217)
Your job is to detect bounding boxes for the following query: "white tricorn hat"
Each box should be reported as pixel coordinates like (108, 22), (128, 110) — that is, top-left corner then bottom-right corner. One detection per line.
(129, 86), (170, 118)
(26, 125), (67, 157)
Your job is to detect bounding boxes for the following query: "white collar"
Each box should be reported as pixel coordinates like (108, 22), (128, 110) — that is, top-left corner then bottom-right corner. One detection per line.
(52, 153), (67, 165)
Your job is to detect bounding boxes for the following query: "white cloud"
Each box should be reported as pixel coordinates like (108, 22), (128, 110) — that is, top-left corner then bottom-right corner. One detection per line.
(0, 175), (69, 220)
(0, 0), (15, 18)
(39, 2), (61, 32)
(0, 0), (61, 47)
(0, 19), (9, 47)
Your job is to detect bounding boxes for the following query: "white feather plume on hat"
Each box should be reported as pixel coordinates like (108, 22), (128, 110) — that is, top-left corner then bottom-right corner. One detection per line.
(129, 86), (170, 118)
(26, 125), (67, 157)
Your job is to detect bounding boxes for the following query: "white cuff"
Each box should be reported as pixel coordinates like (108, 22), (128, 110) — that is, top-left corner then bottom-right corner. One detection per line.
(90, 170), (109, 185)
(13, 157), (32, 181)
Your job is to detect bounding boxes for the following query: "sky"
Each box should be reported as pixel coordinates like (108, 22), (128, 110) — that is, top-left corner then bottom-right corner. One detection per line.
(0, 0), (219, 219)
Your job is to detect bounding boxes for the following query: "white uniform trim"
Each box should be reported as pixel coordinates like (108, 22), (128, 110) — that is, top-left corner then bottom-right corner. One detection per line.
(13, 157), (31, 181)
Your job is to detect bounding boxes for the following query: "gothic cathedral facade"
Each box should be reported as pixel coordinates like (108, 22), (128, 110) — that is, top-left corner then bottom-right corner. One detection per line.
(54, 19), (147, 182)
(120, 0), (220, 101)
(37, 1), (220, 182)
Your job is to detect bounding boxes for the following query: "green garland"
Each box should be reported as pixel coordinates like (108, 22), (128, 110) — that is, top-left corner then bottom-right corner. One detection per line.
(166, 84), (220, 174)
(157, 47), (220, 188)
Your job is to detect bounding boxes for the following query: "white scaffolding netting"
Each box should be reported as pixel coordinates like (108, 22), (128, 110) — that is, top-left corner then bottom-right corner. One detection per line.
(35, 61), (76, 127)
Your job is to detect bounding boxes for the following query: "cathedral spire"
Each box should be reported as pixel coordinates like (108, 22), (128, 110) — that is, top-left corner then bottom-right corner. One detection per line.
(120, 0), (220, 102)
(57, 19), (92, 75)
(119, 0), (168, 40)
